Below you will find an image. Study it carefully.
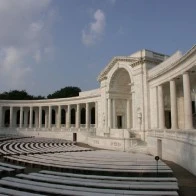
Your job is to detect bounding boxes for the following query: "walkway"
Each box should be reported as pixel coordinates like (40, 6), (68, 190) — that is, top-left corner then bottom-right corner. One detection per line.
(165, 160), (196, 196)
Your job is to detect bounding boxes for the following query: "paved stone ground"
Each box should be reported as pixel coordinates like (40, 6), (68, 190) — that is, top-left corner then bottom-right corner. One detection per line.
(164, 160), (196, 196)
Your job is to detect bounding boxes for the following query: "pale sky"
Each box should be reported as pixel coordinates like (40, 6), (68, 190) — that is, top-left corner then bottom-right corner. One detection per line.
(0, 0), (195, 96)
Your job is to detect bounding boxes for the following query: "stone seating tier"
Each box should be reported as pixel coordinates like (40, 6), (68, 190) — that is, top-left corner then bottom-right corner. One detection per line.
(0, 136), (179, 195)
(0, 173), (179, 196)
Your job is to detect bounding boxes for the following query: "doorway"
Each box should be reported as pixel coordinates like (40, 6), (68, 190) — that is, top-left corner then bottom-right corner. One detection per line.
(73, 133), (77, 142)
(117, 115), (122, 129)
(165, 111), (171, 129)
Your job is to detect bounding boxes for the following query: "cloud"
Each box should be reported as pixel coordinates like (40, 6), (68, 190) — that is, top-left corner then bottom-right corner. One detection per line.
(82, 9), (105, 46)
(0, 0), (55, 90)
(0, 47), (31, 88)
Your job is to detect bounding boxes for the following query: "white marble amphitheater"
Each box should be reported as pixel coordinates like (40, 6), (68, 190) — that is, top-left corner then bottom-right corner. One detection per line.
(0, 44), (196, 176)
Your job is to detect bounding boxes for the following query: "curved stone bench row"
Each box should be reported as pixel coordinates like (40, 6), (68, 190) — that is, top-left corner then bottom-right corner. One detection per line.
(0, 161), (25, 175)
(0, 137), (92, 156)
(22, 153), (171, 170)
(0, 135), (33, 142)
(0, 170), (179, 196)
(41, 150), (168, 166)
(5, 151), (173, 177)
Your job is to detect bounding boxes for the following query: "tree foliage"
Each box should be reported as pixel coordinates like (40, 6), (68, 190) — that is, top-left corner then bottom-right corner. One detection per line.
(47, 86), (81, 99)
(0, 90), (45, 100)
(0, 86), (81, 100)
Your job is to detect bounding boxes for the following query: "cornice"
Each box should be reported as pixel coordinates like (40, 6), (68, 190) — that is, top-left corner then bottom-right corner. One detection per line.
(97, 56), (163, 82)
(97, 56), (139, 82)
(148, 45), (196, 81)
(0, 92), (101, 107)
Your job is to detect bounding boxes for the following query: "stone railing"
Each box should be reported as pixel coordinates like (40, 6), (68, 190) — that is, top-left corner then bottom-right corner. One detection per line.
(148, 129), (196, 146)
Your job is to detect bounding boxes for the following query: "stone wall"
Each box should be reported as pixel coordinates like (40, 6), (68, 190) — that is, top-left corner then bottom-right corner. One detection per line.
(147, 130), (196, 175)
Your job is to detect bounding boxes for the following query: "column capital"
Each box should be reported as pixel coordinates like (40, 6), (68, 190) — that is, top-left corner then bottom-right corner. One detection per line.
(183, 71), (189, 75)
(170, 78), (175, 82)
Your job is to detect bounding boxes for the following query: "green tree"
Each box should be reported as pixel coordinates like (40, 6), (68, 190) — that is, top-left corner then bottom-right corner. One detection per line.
(47, 86), (81, 99)
(0, 90), (45, 100)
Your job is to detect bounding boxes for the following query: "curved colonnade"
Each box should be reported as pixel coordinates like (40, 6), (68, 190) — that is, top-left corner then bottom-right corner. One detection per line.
(0, 98), (98, 130)
(149, 47), (196, 130)
(147, 46), (196, 176)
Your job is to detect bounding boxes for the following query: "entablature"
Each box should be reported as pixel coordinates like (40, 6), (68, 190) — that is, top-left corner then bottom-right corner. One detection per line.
(148, 45), (196, 82)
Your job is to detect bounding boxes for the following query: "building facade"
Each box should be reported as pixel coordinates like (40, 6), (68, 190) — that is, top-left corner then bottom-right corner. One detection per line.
(0, 45), (196, 174)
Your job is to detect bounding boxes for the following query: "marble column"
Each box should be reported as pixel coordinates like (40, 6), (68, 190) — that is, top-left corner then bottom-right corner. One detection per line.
(183, 72), (193, 129)
(38, 106), (42, 129)
(86, 103), (89, 129)
(107, 98), (112, 128)
(0, 106), (2, 127)
(29, 107), (33, 128)
(127, 99), (131, 129)
(158, 85), (165, 129)
(19, 107), (23, 128)
(57, 105), (61, 128)
(66, 105), (70, 128)
(112, 99), (116, 128)
(9, 106), (13, 128)
(150, 87), (159, 129)
(170, 80), (178, 129)
(76, 104), (80, 129)
(48, 106), (51, 129)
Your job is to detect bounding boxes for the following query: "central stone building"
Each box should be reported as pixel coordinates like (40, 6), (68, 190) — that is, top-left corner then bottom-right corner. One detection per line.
(96, 49), (169, 140)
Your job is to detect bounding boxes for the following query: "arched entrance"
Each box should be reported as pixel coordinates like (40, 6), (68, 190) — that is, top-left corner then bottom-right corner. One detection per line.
(109, 68), (132, 129)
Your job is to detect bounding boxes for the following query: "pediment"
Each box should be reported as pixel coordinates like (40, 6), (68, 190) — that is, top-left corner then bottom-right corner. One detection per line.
(97, 56), (139, 82)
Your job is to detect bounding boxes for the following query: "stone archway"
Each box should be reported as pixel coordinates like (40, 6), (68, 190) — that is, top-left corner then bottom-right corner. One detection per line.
(109, 68), (132, 129)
